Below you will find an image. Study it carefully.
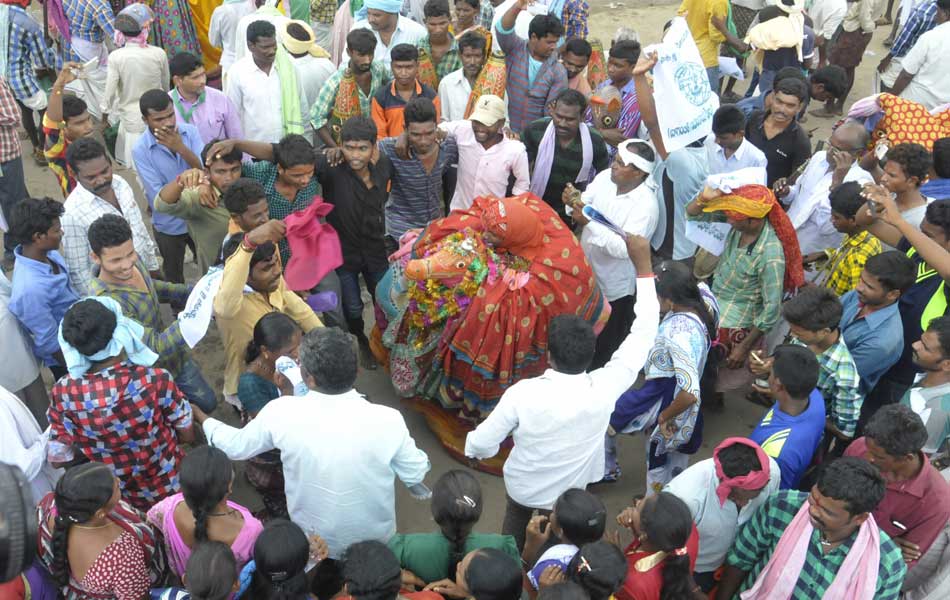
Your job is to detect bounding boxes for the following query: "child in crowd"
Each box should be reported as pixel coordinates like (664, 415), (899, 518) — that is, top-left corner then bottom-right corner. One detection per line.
(151, 540), (241, 600)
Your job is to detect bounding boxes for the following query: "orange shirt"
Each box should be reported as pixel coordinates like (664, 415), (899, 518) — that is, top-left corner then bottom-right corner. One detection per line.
(371, 80), (441, 138)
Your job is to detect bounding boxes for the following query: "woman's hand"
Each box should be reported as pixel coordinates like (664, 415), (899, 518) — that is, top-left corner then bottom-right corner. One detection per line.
(538, 565), (567, 588)
(308, 534), (329, 563)
(424, 578), (468, 598)
(401, 569), (426, 590)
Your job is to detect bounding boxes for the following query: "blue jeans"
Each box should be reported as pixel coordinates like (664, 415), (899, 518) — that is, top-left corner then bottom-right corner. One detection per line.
(175, 357), (217, 413)
(706, 66), (721, 94)
(337, 267), (386, 320)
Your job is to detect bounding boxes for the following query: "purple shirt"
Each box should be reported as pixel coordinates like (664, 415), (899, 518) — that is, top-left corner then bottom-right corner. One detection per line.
(169, 86), (243, 145)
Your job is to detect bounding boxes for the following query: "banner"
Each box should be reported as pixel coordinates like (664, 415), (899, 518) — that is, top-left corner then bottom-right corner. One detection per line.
(645, 17), (719, 153)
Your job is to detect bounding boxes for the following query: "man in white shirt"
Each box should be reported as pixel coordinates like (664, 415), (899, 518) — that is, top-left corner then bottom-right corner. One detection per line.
(570, 139), (660, 369)
(664, 438), (780, 593)
(226, 19), (308, 144)
(193, 327), (431, 558)
(465, 234), (659, 551)
(279, 20), (336, 141)
(890, 1), (950, 110)
(808, 0), (848, 66)
(776, 120), (873, 257)
(439, 95), (528, 210)
(0, 385), (62, 502)
(439, 30), (494, 122)
(209, 0), (255, 75)
(61, 138), (160, 296)
(349, 0), (427, 69)
(232, 0), (290, 65)
(705, 105), (768, 181)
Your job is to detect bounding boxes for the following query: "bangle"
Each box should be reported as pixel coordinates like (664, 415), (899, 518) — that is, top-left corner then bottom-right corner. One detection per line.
(240, 234), (258, 253)
(638, 272), (655, 279)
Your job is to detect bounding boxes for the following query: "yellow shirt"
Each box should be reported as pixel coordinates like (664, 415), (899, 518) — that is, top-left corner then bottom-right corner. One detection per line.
(213, 244), (323, 396)
(678, 0), (729, 68)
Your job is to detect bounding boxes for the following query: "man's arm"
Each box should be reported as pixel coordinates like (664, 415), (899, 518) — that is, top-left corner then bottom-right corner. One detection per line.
(221, 95), (244, 140)
(865, 185), (950, 282)
(199, 408), (276, 460)
(213, 238), (254, 319)
(464, 393), (520, 459)
(9, 295), (63, 366)
(631, 53), (668, 160)
(511, 147), (531, 195)
(60, 214), (94, 296)
(495, 0), (526, 55)
(205, 138), (275, 164)
(280, 284), (324, 332)
(389, 416), (431, 485)
(311, 71), (343, 147)
(889, 31), (930, 96)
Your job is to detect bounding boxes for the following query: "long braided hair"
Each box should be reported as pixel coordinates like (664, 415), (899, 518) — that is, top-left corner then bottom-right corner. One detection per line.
(50, 463), (116, 587)
(180, 446), (233, 543)
(431, 470), (483, 577)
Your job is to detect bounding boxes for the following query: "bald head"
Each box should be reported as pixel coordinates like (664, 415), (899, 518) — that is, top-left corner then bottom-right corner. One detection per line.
(832, 121), (870, 153)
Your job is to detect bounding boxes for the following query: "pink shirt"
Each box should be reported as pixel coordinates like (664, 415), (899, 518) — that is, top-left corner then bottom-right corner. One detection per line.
(439, 120), (531, 211)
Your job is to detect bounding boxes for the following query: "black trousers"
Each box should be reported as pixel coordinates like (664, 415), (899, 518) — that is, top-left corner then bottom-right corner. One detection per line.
(591, 294), (636, 370)
(0, 156), (29, 254)
(501, 494), (552, 555)
(855, 376), (913, 437)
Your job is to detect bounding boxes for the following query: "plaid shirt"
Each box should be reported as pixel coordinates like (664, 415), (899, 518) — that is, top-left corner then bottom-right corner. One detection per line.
(0, 78), (21, 163)
(818, 230), (882, 296)
(890, 0), (938, 57)
(560, 0), (590, 39)
(711, 221), (786, 332)
(242, 161), (318, 265)
(310, 0), (337, 25)
(4, 7), (59, 100)
(478, 0), (495, 29)
(310, 62), (390, 131)
(793, 337), (863, 437)
(727, 490), (906, 600)
(89, 263), (191, 376)
(62, 0), (115, 43)
(418, 36), (462, 83)
(47, 362), (193, 510)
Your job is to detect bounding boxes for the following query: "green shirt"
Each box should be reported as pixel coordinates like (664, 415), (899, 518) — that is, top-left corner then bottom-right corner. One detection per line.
(154, 188), (231, 274)
(726, 490), (906, 600)
(711, 221), (785, 332)
(309, 62), (391, 131)
(388, 532), (520, 583)
(242, 161), (319, 266)
(417, 35), (462, 84)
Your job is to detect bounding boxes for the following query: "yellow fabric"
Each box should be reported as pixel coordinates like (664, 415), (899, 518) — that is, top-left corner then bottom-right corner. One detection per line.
(677, 0), (729, 68)
(188, 0), (222, 71)
(745, 13), (805, 67)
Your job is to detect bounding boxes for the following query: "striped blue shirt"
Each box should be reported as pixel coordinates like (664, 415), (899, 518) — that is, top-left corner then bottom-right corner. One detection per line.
(62, 0), (115, 43)
(890, 0), (938, 58)
(3, 7), (59, 100)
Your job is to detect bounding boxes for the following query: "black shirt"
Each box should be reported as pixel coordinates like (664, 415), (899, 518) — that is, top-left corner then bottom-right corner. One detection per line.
(745, 110), (812, 187)
(315, 152), (393, 272)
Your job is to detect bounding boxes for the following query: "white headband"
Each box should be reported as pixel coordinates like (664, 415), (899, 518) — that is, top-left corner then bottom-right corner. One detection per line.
(617, 140), (656, 174)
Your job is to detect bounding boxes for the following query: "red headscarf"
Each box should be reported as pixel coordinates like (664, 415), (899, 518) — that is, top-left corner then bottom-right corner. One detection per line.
(480, 196), (545, 261)
(713, 437), (772, 507)
(702, 184), (805, 293)
(0, 0), (31, 6)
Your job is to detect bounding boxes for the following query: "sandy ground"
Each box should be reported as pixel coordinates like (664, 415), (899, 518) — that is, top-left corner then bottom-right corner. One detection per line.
(5, 1), (889, 535)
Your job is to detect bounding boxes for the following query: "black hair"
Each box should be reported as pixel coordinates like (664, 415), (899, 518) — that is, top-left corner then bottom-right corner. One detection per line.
(251, 519), (311, 600)
(342, 540), (402, 600)
(464, 548), (522, 600)
(609, 39), (640, 63)
(564, 37), (593, 59)
(223, 178), (267, 215)
(528, 14), (565, 40)
(114, 13), (142, 36)
(865, 404), (928, 457)
(61, 299), (118, 357)
(938, 0), (950, 12)
(456, 0), (480, 9)
(717, 441), (764, 479)
(782, 287), (843, 332)
(245, 312), (301, 364)
(347, 28), (378, 55)
(554, 88), (588, 113)
(341, 116), (378, 144)
(63, 95), (88, 122)
(553, 489), (607, 546)
(65, 137), (108, 173)
(933, 137), (950, 179)
(712, 104), (746, 136)
(404, 96), (438, 127)
(925, 199), (950, 239)
(655, 261), (716, 342)
(639, 493), (695, 600)
(170, 52), (204, 79)
(248, 19), (276, 44)
(816, 457), (886, 516)
(774, 65), (807, 85)
(810, 65), (848, 99)
(139, 88), (173, 117)
(538, 582), (590, 600)
(773, 76), (808, 103)
(180, 446), (233, 544)
(286, 22), (311, 42)
(49, 463), (115, 587)
(625, 141), (655, 163)
(87, 213), (132, 256)
(9, 196), (64, 246)
(221, 233), (277, 271)
(828, 181), (866, 219)
(863, 251), (916, 294)
(185, 541), (239, 600)
(771, 344), (820, 399)
(565, 542), (626, 600)
(390, 43), (420, 63)
(424, 0), (452, 19)
(885, 143), (933, 184)
(930, 315), (950, 358)
(548, 314), (596, 374)
(431, 470), (483, 576)
(274, 134), (315, 170)
(458, 31), (487, 54)
(202, 139), (243, 167)
(298, 327), (357, 393)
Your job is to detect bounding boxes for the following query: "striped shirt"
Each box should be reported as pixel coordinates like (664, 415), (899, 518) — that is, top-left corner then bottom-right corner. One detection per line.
(379, 135), (459, 241)
(588, 78), (641, 161)
(727, 490), (906, 600)
(560, 0), (590, 39)
(890, 0), (938, 58)
(62, 0), (115, 43)
(792, 337), (863, 438)
(3, 7), (59, 100)
(310, 62), (391, 131)
(495, 24), (568, 133)
(418, 36), (462, 84)
(371, 80), (441, 138)
(0, 79), (20, 164)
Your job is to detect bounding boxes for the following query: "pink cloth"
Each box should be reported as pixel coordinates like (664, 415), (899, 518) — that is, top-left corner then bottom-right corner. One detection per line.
(713, 437), (771, 507)
(145, 493), (264, 578)
(444, 120), (531, 212)
(283, 197), (344, 291)
(740, 501), (881, 600)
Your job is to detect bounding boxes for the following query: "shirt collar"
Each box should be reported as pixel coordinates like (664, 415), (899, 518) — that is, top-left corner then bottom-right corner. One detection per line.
(888, 451), (937, 498)
(71, 178), (127, 207)
(389, 79), (424, 96)
(858, 299), (900, 331)
(12, 247), (67, 273)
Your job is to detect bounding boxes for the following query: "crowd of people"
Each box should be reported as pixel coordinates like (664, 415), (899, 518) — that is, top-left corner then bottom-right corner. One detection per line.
(2, 0), (950, 598)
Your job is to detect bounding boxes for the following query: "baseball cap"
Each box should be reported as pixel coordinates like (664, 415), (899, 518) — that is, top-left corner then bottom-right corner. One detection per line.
(468, 95), (506, 126)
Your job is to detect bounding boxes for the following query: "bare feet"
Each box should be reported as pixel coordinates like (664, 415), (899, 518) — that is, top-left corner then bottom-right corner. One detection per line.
(809, 106), (842, 118)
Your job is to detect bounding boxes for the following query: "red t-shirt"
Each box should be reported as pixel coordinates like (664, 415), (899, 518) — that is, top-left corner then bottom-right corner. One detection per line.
(616, 524), (700, 600)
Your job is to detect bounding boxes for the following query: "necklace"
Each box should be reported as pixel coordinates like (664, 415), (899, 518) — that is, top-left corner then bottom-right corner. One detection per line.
(206, 508), (238, 518)
(73, 522), (110, 530)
